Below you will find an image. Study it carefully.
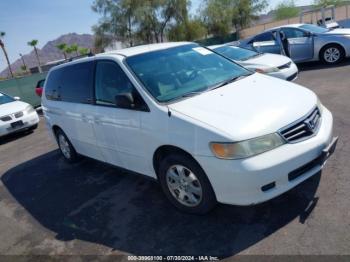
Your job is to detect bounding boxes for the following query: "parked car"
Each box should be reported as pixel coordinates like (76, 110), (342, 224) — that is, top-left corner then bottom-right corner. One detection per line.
(239, 23), (350, 64)
(0, 92), (39, 137)
(209, 44), (298, 81)
(42, 42), (337, 214)
(317, 17), (340, 29)
(35, 79), (45, 97)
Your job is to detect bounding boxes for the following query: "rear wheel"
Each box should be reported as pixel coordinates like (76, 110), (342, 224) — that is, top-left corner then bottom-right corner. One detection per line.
(55, 129), (79, 163)
(158, 154), (217, 214)
(320, 44), (345, 64)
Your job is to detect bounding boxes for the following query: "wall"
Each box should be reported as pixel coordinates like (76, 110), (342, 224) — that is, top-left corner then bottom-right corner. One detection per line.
(0, 72), (47, 107)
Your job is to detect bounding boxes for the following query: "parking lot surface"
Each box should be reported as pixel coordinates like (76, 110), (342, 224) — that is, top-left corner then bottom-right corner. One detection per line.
(0, 61), (350, 259)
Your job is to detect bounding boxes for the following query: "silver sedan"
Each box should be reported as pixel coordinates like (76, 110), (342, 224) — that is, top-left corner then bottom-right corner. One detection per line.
(238, 23), (350, 65)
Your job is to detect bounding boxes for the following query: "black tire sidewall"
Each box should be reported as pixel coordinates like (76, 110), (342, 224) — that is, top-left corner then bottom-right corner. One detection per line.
(55, 129), (78, 163)
(158, 154), (217, 214)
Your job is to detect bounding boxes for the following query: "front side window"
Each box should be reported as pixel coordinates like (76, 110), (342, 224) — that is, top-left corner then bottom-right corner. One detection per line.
(280, 28), (308, 39)
(214, 46), (259, 61)
(0, 93), (15, 105)
(126, 44), (250, 103)
(95, 60), (146, 109)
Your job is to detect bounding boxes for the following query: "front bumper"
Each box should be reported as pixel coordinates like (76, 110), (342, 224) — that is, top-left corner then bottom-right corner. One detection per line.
(195, 107), (335, 206)
(0, 111), (39, 137)
(268, 62), (299, 81)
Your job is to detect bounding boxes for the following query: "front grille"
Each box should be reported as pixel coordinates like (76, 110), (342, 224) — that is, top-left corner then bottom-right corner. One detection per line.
(15, 111), (23, 118)
(278, 62), (292, 70)
(280, 107), (321, 143)
(0, 115), (12, 122)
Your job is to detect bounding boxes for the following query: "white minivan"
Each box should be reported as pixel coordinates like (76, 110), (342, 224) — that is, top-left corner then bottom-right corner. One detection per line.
(42, 42), (337, 214)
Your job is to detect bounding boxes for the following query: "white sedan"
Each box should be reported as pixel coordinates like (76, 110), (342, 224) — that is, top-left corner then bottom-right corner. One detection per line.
(0, 92), (39, 137)
(209, 44), (299, 81)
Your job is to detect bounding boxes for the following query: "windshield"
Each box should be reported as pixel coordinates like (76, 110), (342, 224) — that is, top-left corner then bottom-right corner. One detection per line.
(126, 44), (251, 103)
(0, 93), (15, 105)
(299, 24), (329, 34)
(213, 46), (259, 61)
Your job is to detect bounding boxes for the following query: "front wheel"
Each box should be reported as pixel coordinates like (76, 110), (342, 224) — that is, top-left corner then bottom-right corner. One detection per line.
(158, 154), (217, 214)
(321, 45), (344, 65)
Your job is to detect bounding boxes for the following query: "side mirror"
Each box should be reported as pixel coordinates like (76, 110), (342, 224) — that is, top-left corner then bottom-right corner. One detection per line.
(115, 93), (135, 109)
(305, 31), (312, 37)
(14, 96), (20, 101)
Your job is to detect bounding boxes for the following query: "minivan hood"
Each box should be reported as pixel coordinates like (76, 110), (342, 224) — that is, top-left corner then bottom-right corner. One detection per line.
(169, 73), (317, 141)
(240, 53), (291, 68)
(0, 101), (29, 117)
(323, 28), (350, 35)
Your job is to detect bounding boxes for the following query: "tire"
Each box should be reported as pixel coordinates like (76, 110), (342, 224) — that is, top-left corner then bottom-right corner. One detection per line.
(55, 129), (79, 163)
(320, 44), (345, 65)
(158, 153), (217, 214)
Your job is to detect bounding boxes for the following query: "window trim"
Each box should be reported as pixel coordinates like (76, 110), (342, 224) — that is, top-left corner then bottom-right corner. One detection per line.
(93, 59), (150, 112)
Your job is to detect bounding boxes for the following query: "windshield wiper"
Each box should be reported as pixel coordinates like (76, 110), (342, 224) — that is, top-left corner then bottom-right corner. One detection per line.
(208, 74), (250, 91)
(181, 90), (207, 98)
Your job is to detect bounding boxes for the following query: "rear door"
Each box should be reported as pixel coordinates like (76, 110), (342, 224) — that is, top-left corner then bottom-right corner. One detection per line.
(251, 31), (282, 54)
(47, 61), (103, 161)
(279, 28), (314, 62)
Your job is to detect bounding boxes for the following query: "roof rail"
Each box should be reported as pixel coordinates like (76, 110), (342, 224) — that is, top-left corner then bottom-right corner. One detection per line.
(68, 51), (95, 62)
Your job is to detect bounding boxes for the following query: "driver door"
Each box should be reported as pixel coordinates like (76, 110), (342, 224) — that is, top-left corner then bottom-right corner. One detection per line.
(251, 31), (282, 54)
(279, 28), (314, 62)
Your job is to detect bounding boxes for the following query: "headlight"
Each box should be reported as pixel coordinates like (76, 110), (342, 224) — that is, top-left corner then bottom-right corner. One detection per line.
(255, 66), (280, 74)
(210, 133), (285, 160)
(24, 105), (36, 114)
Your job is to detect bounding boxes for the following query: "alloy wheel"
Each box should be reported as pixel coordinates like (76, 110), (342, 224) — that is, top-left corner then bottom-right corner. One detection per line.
(166, 165), (203, 207)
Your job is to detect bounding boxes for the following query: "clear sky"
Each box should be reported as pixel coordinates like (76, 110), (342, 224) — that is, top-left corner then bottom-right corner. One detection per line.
(0, 0), (313, 72)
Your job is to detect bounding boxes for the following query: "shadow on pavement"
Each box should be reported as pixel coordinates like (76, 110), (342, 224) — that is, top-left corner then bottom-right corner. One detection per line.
(1, 150), (321, 257)
(298, 59), (350, 72)
(0, 129), (35, 146)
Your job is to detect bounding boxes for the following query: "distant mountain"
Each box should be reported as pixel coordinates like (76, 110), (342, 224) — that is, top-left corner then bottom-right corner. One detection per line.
(0, 33), (94, 77)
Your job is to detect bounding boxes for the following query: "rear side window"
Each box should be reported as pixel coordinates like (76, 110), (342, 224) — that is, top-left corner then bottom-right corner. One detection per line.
(45, 61), (94, 103)
(45, 69), (62, 100)
(254, 32), (275, 42)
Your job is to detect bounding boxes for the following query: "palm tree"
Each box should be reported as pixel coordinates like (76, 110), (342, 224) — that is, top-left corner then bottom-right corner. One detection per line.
(56, 43), (67, 60)
(0, 32), (14, 78)
(27, 39), (42, 73)
(70, 44), (79, 56)
(78, 47), (90, 56)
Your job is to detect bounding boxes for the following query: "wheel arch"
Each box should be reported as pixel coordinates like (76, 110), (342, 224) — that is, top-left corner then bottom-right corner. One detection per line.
(319, 42), (346, 60)
(152, 145), (202, 179)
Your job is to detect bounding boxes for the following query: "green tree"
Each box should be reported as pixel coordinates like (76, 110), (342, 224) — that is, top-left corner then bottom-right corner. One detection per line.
(274, 0), (299, 20)
(168, 19), (207, 41)
(20, 65), (27, 72)
(92, 0), (190, 45)
(79, 47), (90, 55)
(56, 43), (68, 59)
(201, 0), (267, 37)
(27, 39), (42, 73)
(70, 44), (79, 56)
(0, 32), (14, 78)
(65, 46), (74, 57)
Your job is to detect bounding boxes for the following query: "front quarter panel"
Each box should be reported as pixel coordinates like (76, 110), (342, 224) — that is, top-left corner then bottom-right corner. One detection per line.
(314, 34), (350, 59)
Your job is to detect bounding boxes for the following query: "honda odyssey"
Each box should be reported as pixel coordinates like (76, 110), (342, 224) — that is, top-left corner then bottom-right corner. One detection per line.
(42, 42), (337, 214)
